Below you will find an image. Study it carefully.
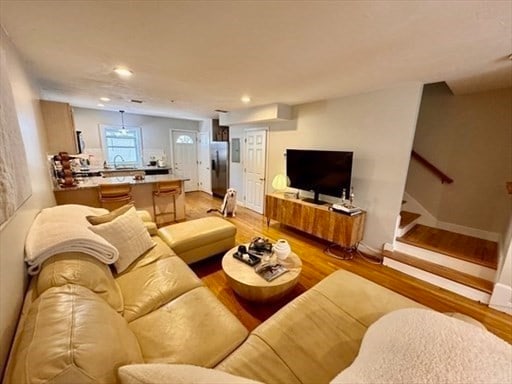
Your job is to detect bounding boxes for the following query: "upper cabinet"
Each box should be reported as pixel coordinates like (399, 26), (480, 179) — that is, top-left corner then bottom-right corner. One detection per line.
(212, 119), (229, 142)
(40, 100), (77, 154)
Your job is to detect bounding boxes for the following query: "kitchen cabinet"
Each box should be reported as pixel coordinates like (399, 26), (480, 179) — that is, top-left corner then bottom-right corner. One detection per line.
(40, 100), (77, 154)
(212, 119), (229, 141)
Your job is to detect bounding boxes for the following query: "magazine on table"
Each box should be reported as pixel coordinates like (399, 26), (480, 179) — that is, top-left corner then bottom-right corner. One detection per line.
(255, 262), (289, 282)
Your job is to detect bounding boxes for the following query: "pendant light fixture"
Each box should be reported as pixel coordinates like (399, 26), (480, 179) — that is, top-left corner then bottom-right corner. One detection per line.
(118, 110), (127, 135)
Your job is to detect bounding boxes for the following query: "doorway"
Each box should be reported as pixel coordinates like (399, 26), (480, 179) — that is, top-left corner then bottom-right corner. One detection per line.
(243, 129), (267, 214)
(171, 130), (198, 192)
(197, 131), (211, 193)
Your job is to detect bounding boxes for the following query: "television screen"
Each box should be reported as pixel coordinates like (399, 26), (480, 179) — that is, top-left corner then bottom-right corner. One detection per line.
(286, 149), (353, 204)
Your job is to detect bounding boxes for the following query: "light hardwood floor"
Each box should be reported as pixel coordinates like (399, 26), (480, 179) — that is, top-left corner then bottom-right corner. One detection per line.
(185, 192), (512, 343)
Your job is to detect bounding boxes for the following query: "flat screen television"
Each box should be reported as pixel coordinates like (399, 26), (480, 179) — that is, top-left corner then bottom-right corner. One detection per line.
(286, 149), (353, 204)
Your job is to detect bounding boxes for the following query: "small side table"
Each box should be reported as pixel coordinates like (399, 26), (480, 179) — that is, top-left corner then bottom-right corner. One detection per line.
(222, 244), (302, 302)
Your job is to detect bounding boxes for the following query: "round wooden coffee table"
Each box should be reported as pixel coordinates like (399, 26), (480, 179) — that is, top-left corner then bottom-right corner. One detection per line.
(222, 244), (302, 302)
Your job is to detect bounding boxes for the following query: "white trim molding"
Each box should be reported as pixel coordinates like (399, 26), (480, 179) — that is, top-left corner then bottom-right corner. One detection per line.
(394, 241), (496, 281)
(489, 283), (512, 315)
(401, 192), (500, 242)
(383, 257), (491, 304)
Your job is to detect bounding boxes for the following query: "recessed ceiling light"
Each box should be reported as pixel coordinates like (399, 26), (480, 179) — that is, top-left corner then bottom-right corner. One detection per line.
(114, 67), (133, 78)
(97, 103), (104, 107)
(241, 95), (251, 103)
(99, 97), (110, 102)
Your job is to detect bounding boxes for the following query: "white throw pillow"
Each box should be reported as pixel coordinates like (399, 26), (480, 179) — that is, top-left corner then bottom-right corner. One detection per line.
(89, 207), (156, 273)
(118, 364), (263, 384)
(330, 308), (512, 384)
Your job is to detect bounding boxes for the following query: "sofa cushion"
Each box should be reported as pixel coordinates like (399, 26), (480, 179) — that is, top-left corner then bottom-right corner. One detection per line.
(5, 284), (143, 384)
(158, 217), (236, 264)
(129, 286), (248, 367)
(218, 269), (426, 384)
(86, 203), (134, 225)
(117, 236), (175, 274)
(87, 205), (158, 236)
(216, 335), (302, 384)
(220, 288), (366, 384)
(116, 255), (203, 322)
(444, 311), (487, 329)
(89, 207), (156, 273)
(118, 364), (263, 384)
(36, 252), (124, 313)
(311, 269), (425, 327)
(330, 308), (512, 384)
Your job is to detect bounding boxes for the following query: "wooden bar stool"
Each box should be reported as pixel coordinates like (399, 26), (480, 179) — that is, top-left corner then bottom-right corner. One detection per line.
(152, 181), (181, 225)
(98, 183), (133, 211)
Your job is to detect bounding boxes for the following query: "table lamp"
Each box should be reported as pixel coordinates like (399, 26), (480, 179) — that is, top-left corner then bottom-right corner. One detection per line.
(271, 174), (290, 192)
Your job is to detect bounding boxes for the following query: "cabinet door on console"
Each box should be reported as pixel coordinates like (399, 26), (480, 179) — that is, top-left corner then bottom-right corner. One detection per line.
(299, 205), (316, 234)
(280, 199), (302, 227)
(311, 209), (333, 241)
(265, 195), (281, 222)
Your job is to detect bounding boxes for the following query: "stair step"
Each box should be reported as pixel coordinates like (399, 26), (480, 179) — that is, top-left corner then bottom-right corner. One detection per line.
(383, 250), (494, 294)
(397, 224), (498, 269)
(399, 210), (421, 229)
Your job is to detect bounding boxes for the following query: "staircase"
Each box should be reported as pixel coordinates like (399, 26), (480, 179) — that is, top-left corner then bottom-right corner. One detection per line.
(383, 210), (498, 304)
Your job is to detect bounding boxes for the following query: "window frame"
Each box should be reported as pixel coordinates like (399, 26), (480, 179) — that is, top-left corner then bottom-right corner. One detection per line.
(99, 124), (143, 167)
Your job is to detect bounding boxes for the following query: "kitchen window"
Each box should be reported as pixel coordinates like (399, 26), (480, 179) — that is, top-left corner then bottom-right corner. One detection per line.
(100, 125), (142, 167)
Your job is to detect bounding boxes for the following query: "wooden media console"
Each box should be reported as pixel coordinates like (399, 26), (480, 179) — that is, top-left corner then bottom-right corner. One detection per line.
(265, 193), (366, 248)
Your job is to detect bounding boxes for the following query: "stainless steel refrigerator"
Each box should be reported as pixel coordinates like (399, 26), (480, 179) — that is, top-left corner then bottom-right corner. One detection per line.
(210, 141), (229, 198)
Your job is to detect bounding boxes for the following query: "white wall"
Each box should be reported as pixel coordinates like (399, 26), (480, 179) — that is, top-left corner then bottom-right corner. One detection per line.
(0, 28), (56, 375)
(72, 107), (200, 167)
(230, 83), (424, 249)
(228, 129), (247, 199)
(490, 217), (512, 314)
(406, 84), (511, 235)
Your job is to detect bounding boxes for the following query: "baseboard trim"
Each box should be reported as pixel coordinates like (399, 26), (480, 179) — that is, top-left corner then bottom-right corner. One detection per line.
(383, 257), (491, 304)
(489, 283), (512, 315)
(436, 220), (500, 242)
(402, 193), (500, 242)
(394, 242), (497, 281)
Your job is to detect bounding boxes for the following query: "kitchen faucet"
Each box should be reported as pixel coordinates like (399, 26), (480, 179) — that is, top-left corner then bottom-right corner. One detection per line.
(113, 154), (125, 169)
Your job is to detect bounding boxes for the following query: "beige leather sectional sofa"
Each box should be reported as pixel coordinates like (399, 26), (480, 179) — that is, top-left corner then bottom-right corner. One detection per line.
(4, 209), (503, 384)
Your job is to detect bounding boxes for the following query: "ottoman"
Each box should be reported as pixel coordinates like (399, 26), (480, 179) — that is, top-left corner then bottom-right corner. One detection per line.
(158, 217), (236, 264)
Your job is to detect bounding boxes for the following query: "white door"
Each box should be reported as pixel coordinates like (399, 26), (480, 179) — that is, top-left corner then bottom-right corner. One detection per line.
(197, 132), (211, 193)
(171, 130), (198, 192)
(244, 129), (267, 214)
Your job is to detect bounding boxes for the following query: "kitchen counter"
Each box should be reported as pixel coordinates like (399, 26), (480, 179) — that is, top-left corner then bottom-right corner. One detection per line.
(73, 166), (171, 177)
(96, 165), (171, 172)
(53, 175), (188, 224)
(95, 166), (171, 175)
(53, 174), (186, 192)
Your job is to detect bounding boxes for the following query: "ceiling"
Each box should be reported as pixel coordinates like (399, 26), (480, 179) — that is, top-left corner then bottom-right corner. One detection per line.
(1, 0), (511, 120)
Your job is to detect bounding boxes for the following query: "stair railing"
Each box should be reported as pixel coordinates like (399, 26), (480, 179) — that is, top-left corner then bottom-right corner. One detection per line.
(411, 150), (454, 184)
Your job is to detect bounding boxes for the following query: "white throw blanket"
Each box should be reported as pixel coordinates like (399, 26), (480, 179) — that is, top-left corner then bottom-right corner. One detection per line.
(25, 204), (119, 275)
(330, 308), (512, 384)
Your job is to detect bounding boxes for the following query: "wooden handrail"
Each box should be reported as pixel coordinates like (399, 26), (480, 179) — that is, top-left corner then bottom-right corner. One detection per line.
(411, 150), (454, 184)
